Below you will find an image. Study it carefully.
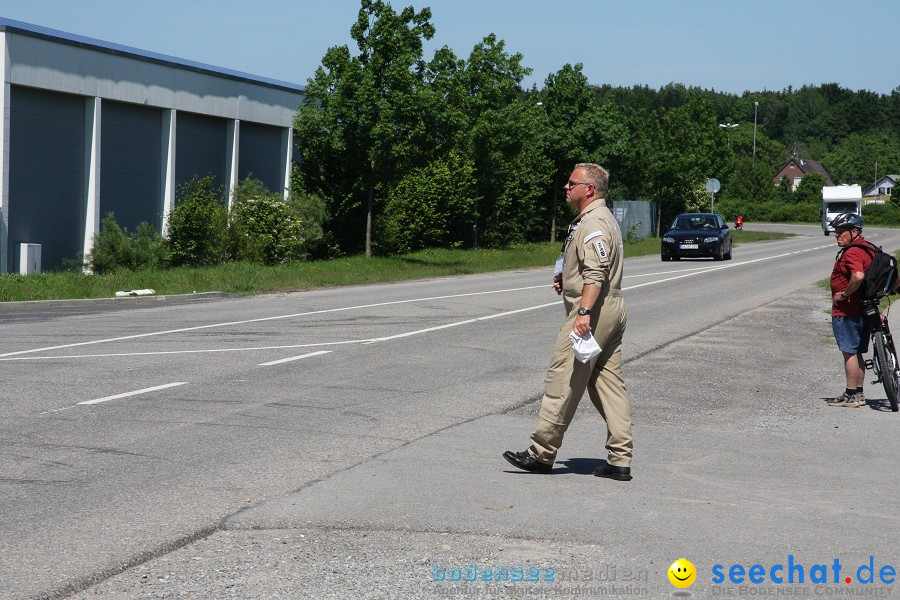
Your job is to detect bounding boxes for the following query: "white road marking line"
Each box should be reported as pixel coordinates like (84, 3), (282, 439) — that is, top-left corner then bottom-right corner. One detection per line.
(78, 382), (188, 406)
(625, 265), (723, 277)
(0, 285), (547, 359)
(369, 302), (559, 342)
(39, 405), (79, 415)
(5, 242), (840, 363)
(2, 341), (361, 361)
(624, 245), (835, 290)
(259, 350), (332, 366)
(624, 243), (833, 278)
(2, 305), (559, 361)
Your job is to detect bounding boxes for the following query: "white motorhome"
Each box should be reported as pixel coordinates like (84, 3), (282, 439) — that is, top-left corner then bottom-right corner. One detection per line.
(822, 185), (862, 235)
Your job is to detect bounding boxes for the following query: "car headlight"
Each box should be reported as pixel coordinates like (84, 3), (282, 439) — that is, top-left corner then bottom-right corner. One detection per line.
(663, 237), (675, 243)
(703, 237), (719, 243)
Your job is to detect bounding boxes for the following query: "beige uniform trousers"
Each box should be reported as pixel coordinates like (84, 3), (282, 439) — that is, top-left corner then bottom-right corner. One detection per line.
(529, 289), (632, 467)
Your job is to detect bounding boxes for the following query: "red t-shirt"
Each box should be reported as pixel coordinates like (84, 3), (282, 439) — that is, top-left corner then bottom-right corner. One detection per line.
(831, 236), (872, 317)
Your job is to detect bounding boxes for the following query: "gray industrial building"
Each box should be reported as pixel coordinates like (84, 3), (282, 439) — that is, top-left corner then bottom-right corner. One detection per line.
(0, 17), (304, 273)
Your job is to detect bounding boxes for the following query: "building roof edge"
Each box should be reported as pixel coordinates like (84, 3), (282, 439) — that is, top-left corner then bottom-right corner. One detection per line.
(0, 16), (305, 94)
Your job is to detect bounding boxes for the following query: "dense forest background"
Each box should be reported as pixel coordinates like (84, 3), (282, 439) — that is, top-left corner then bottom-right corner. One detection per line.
(291, 0), (900, 257)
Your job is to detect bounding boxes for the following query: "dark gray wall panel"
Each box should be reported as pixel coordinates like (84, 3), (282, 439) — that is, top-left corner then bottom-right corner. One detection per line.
(100, 101), (163, 232)
(238, 122), (282, 194)
(175, 112), (226, 192)
(8, 86), (85, 272)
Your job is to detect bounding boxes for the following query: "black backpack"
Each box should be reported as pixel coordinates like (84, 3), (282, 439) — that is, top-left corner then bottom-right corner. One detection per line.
(841, 241), (899, 300)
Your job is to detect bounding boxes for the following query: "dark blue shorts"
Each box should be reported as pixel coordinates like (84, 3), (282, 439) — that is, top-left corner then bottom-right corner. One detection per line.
(833, 316), (870, 354)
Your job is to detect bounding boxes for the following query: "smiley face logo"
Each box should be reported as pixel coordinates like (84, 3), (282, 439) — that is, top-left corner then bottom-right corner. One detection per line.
(668, 558), (696, 588)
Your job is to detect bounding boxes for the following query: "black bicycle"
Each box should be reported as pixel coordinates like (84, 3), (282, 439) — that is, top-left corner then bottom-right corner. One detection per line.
(863, 299), (900, 412)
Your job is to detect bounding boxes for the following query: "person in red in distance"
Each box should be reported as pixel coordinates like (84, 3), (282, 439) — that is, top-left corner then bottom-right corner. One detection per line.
(827, 213), (871, 408)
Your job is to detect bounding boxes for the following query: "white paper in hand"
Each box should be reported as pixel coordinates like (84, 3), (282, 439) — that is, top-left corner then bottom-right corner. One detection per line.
(569, 331), (602, 363)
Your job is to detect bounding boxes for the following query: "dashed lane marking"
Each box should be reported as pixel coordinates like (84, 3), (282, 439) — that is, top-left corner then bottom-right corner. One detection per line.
(259, 350), (333, 366)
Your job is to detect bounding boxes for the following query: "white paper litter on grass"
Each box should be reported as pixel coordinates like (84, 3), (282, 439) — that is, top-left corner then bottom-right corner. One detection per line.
(115, 289), (155, 297)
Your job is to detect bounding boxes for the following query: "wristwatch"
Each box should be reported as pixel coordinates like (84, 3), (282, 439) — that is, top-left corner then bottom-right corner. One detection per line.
(577, 307), (591, 316)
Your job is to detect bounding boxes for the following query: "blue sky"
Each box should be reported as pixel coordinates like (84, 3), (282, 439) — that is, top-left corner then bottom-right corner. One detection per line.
(3, 0), (897, 95)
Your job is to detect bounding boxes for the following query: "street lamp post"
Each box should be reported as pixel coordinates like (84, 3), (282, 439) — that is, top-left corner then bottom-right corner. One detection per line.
(719, 122), (738, 146)
(752, 101), (759, 169)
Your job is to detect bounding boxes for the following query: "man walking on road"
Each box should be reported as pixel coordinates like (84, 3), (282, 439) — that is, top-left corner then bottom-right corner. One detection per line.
(503, 163), (633, 480)
(827, 213), (871, 408)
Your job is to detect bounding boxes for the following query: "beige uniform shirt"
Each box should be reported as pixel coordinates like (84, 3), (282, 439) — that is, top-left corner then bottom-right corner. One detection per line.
(559, 198), (626, 345)
(561, 198), (624, 294)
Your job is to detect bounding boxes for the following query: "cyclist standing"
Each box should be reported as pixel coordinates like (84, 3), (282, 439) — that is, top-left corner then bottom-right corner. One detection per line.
(828, 213), (871, 408)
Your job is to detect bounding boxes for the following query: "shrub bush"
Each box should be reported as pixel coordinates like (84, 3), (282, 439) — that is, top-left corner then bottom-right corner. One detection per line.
(166, 176), (228, 267)
(714, 198), (818, 223)
(87, 214), (168, 273)
(288, 190), (328, 259)
(229, 177), (307, 265)
(862, 202), (900, 226)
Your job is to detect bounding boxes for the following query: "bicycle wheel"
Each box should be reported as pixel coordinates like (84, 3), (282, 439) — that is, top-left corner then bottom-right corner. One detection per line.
(872, 333), (900, 411)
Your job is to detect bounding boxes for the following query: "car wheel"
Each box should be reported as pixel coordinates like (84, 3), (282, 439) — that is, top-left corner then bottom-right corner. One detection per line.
(661, 254), (670, 261)
(714, 244), (724, 261)
(724, 243), (732, 260)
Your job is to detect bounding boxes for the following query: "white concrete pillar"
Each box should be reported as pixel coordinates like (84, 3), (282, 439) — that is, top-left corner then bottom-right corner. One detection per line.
(225, 119), (240, 209)
(82, 96), (101, 270)
(0, 32), (10, 274)
(281, 126), (293, 200)
(161, 109), (176, 237)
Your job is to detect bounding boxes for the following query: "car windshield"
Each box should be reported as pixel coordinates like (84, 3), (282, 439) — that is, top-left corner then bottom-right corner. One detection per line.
(674, 217), (715, 230)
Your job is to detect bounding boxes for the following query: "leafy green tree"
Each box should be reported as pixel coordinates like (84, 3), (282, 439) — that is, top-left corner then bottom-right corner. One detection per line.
(476, 102), (554, 246)
(294, 0), (435, 257)
(721, 158), (778, 206)
(785, 85), (831, 159)
(778, 175), (794, 204)
(419, 46), (468, 158)
(822, 133), (900, 185)
(166, 176), (228, 267)
(794, 172), (826, 205)
(540, 64), (599, 240)
(845, 89), (885, 136)
(650, 98), (731, 228)
(585, 101), (631, 194)
(722, 122), (788, 177)
(887, 86), (900, 139)
(540, 64), (633, 240)
(751, 91), (791, 145)
(446, 35), (551, 246)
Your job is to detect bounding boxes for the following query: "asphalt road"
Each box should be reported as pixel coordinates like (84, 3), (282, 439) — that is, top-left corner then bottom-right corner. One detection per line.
(2, 224), (900, 599)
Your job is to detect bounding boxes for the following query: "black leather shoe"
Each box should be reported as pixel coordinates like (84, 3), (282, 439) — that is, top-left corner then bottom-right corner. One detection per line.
(503, 450), (552, 474)
(594, 463), (632, 481)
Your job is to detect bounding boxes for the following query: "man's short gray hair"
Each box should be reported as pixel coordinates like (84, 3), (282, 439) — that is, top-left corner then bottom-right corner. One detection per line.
(575, 163), (610, 197)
